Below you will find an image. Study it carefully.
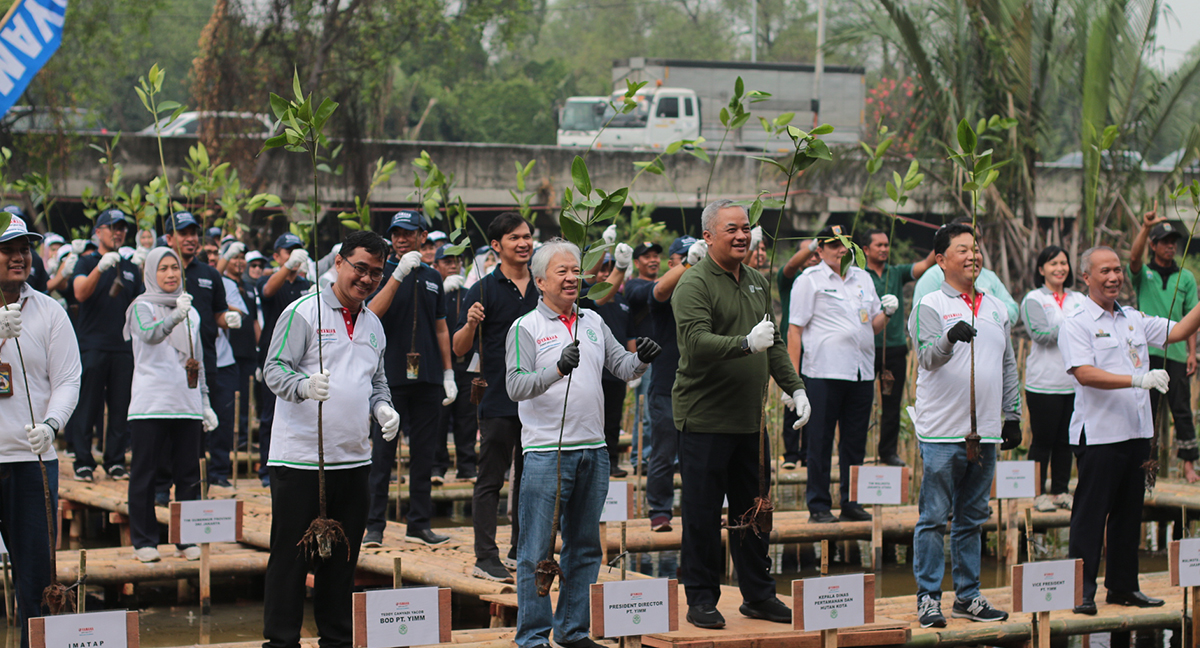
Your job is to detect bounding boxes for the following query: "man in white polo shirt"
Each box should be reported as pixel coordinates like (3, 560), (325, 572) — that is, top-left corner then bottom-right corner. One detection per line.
(788, 225), (898, 523)
(908, 223), (1021, 628)
(1059, 245), (1200, 615)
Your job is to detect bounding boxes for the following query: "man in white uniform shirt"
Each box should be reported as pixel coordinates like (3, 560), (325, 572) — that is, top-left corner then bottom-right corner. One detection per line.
(908, 223), (1021, 628)
(788, 225), (898, 523)
(1058, 246), (1200, 615)
(0, 215), (81, 648)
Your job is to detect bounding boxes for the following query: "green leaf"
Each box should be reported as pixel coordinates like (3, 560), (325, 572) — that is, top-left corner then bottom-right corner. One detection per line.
(571, 156), (592, 197)
(759, 116), (771, 134)
(1101, 125), (1120, 151)
(730, 113), (751, 130)
(874, 137), (893, 160)
(582, 244), (611, 272)
(806, 139), (832, 161)
(0, 211), (10, 237)
(313, 97), (338, 132)
(157, 100), (181, 114)
(886, 182), (899, 202)
(852, 241), (866, 270)
(904, 174), (925, 192)
(719, 107), (731, 128)
(341, 220), (362, 230)
(811, 123), (834, 136)
(560, 211), (586, 246)
(963, 182), (979, 191)
(750, 156), (790, 175)
(787, 125), (809, 140)
(134, 87), (150, 112)
(956, 118), (976, 154)
(292, 68), (304, 103)
(262, 133), (288, 150)
(633, 160), (664, 175)
(666, 140), (686, 155)
(270, 93), (291, 121)
(840, 250), (853, 275)
(774, 113), (795, 128)
(734, 76), (744, 99)
(981, 169), (1000, 189)
(586, 282), (614, 301)
(687, 148), (710, 163)
(748, 198), (763, 227)
(975, 118), (987, 138)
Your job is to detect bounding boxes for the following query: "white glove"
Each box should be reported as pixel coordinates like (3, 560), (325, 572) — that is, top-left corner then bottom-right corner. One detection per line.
(71, 239), (87, 255)
(202, 404), (219, 432)
(300, 369), (330, 401)
(97, 251), (121, 273)
(170, 293), (193, 325)
(602, 224), (617, 246)
(0, 303), (21, 339)
(46, 254), (60, 274)
(131, 247), (148, 268)
(745, 314), (775, 353)
(614, 243), (633, 271)
(393, 251), (422, 282)
(284, 248), (309, 271)
(1132, 369), (1170, 393)
(60, 253), (78, 277)
(789, 390), (812, 428)
(807, 239), (820, 253)
(25, 423), (53, 455)
(627, 376), (642, 390)
(749, 226), (763, 252)
(442, 369), (458, 406)
(255, 367), (263, 382)
(224, 311), (242, 329)
(221, 241), (245, 260)
(880, 294), (899, 317)
(687, 240), (708, 265)
(376, 403), (401, 441)
(443, 274), (465, 292)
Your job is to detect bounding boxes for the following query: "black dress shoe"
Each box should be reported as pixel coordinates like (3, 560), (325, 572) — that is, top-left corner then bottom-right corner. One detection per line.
(839, 505), (873, 522)
(882, 454), (907, 467)
(560, 637), (606, 648)
(809, 510), (839, 524)
(687, 604), (726, 629)
(739, 596), (791, 623)
(1106, 590), (1164, 607)
(1073, 598), (1097, 615)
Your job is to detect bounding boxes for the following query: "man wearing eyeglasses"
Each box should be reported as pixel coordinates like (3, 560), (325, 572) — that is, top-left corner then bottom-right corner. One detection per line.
(363, 210), (455, 547)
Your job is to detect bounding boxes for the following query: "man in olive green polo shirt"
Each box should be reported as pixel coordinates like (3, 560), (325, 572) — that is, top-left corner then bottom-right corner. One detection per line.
(672, 199), (811, 629)
(862, 228), (936, 467)
(1129, 208), (1200, 480)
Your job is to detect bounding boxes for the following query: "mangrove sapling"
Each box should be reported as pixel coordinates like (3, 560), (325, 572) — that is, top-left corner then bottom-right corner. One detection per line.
(876, 159), (926, 397)
(262, 70), (344, 560)
(0, 214), (74, 614)
(726, 123), (835, 534)
(631, 137), (708, 230)
(533, 156), (628, 595)
(704, 77), (771, 203)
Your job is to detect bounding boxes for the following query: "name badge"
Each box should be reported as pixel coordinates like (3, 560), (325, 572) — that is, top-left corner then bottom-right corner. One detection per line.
(0, 362), (12, 397)
(1128, 340), (1142, 368)
(859, 309), (869, 324)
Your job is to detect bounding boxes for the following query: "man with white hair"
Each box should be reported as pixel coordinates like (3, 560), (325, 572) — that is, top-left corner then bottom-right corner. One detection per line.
(506, 239), (659, 648)
(1059, 245), (1200, 614)
(672, 199), (810, 629)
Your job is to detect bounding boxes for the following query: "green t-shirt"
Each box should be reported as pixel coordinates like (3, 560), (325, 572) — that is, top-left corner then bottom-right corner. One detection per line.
(867, 263), (914, 349)
(1129, 263), (1198, 362)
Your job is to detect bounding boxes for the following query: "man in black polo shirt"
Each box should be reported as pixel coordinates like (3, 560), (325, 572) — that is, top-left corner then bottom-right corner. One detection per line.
(623, 242), (661, 466)
(433, 246), (478, 483)
(256, 233), (311, 487)
(67, 208), (142, 482)
(364, 210), (455, 547)
(453, 212), (538, 582)
(583, 254), (636, 477)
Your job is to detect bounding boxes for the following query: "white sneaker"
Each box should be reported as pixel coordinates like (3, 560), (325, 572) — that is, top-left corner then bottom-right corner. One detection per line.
(1033, 494), (1057, 513)
(134, 547), (161, 563)
(1054, 493), (1073, 510)
(179, 546), (202, 561)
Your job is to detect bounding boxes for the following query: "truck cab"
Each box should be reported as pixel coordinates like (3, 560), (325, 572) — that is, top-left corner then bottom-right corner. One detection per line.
(595, 86), (700, 149)
(556, 96), (608, 147)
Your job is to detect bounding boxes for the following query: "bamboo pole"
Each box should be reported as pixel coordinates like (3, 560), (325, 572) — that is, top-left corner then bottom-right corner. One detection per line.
(1035, 610), (1050, 648)
(872, 504), (883, 573)
(393, 557), (402, 589)
(821, 539), (829, 576)
(248, 375), (256, 483)
(78, 550), (86, 613)
(1, 554), (11, 626)
(1190, 584), (1198, 648)
(599, 522), (607, 565)
(620, 522), (627, 581)
(232, 392), (241, 488)
(200, 458), (211, 616)
(821, 628), (837, 648)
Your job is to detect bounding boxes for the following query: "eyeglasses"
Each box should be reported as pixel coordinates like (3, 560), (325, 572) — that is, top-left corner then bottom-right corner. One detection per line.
(348, 261), (384, 281)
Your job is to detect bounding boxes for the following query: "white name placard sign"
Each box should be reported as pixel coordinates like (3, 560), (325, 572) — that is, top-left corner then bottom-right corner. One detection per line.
(596, 579), (672, 637)
(170, 499), (242, 544)
(39, 610), (131, 648)
(356, 586), (448, 648)
(1012, 559), (1082, 613)
(853, 466), (905, 505)
(1170, 539), (1200, 587)
(795, 574), (868, 631)
(993, 461), (1037, 499)
(600, 482), (634, 522)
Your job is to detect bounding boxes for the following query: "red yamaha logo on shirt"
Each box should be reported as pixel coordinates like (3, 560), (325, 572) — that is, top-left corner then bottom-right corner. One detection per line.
(536, 335), (558, 345)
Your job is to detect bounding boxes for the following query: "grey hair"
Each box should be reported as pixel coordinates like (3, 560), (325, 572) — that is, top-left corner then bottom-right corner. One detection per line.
(1079, 245), (1116, 274)
(700, 199), (748, 234)
(531, 238), (581, 281)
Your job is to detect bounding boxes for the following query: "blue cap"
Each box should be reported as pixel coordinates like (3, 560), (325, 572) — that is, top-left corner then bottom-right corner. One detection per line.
(95, 208), (131, 230)
(475, 245), (493, 257)
(155, 235), (169, 248)
(274, 233), (304, 251)
(668, 235), (698, 257)
(207, 227), (222, 241)
(0, 214), (42, 243)
(164, 211), (200, 233)
(2, 205), (26, 218)
(388, 210), (426, 232)
(435, 245), (464, 261)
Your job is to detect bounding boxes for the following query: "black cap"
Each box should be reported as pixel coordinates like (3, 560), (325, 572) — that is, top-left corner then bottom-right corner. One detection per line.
(632, 242), (663, 259)
(164, 211), (200, 233)
(816, 224), (847, 246)
(95, 208), (131, 230)
(1150, 223), (1183, 242)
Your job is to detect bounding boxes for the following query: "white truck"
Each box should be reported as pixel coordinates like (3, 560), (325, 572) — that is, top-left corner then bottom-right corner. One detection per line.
(563, 57), (865, 151)
(555, 96), (608, 147)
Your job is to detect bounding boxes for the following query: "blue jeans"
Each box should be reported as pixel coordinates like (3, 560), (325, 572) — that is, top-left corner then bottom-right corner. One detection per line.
(630, 366), (653, 462)
(516, 448), (608, 648)
(0, 460), (58, 648)
(913, 442), (995, 602)
(646, 393), (678, 520)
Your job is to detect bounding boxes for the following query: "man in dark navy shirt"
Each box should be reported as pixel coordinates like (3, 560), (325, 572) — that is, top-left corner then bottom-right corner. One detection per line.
(433, 246), (478, 483)
(364, 211), (455, 548)
(582, 255), (636, 477)
(453, 212), (538, 582)
(65, 209), (142, 482)
(255, 233), (311, 487)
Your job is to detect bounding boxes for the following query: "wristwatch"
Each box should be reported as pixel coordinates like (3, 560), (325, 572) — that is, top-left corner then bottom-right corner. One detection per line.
(740, 337), (751, 355)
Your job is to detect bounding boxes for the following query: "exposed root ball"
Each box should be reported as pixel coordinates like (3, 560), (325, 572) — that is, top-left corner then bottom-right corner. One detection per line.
(880, 369), (895, 396)
(727, 496), (774, 535)
(534, 559), (562, 597)
(965, 431), (982, 464)
(299, 516), (348, 560)
(43, 583), (76, 615)
(470, 377), (488, 405)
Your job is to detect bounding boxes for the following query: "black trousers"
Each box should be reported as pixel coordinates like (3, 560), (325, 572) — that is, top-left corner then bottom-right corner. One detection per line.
(433, 372), (479, 479)
(1068, 433), (1149, 600)
(0, 460), (57, 648)
(234, 357), (257, 448)
(263, 465), (369, 648)
(874, 346), (907, 460)
(602, 379), (626, 466)
(128, 419), (202, 549)
(473, 416), (523, 562)
(207, 364), (239, 482)
(68, 349), (133, 472)
(1026, 391), (1074, 495)
(679, 429), (775, 607)
(258, 372), (277, 479)
(367, 383), (442, 535)
(1149, 356), (1198, 458)
(803, 376), (872, 512)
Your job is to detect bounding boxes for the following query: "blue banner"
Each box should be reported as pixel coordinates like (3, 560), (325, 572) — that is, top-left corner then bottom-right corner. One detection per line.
(0, 0), (67, 117)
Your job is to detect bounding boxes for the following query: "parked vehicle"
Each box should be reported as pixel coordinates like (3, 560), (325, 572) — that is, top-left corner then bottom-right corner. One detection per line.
(1152, 148), (1199, 172)
(556, 97), (608, 147)
(1046, 150), (1146, 170)
(3, 107), (108, 134)
(138, 111), (275, 138)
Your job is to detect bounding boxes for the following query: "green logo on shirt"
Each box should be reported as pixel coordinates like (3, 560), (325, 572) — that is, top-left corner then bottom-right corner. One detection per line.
(370, 333), (378, 348)
(587, 329), (597, 342)
(993, 311), (1000, 323)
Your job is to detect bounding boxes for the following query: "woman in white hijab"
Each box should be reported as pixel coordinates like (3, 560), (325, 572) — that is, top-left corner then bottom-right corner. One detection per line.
(123, 247), (217, 563)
